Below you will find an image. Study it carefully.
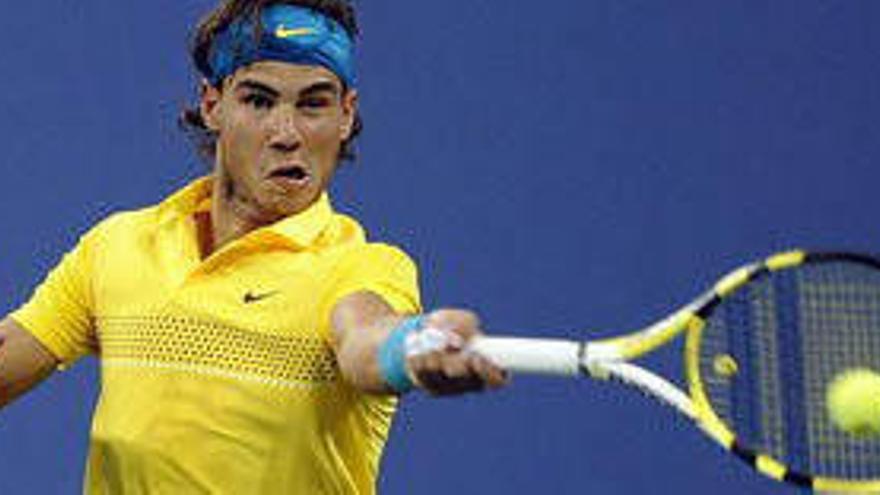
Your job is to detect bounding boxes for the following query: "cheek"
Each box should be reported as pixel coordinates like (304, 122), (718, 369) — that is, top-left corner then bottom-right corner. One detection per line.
(304, 119), (345, 155)
(221, 116), (265, 159)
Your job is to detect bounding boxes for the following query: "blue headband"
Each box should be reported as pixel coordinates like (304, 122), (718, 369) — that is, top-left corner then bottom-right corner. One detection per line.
(206, 5), (356, 87)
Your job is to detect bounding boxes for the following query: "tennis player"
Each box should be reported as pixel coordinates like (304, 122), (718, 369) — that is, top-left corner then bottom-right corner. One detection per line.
(0, 0), (506, 493)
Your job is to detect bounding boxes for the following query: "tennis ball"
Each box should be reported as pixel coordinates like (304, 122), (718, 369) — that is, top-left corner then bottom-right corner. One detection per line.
(826, 368), (880, 436)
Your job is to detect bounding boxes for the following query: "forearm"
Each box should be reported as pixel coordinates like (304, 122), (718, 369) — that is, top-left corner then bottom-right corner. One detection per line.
(331, 292), (404, 393)
(332, 292), (508, 396)
(0, 318), (58, 409)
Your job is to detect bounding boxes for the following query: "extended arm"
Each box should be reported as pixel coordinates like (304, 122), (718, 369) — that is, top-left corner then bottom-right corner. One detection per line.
(331, 291), (507, 395)
(0, 318), (58, 409)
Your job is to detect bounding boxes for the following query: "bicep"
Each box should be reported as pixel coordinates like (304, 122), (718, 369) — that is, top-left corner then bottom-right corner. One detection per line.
(0, 317), (59, 409)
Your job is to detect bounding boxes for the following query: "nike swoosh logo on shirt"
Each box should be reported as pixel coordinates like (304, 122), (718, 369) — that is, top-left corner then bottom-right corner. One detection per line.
(243, 291), (279, 304)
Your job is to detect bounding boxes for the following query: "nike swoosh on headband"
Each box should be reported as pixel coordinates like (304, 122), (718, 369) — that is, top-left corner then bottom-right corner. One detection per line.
(275, 26), (315, 39)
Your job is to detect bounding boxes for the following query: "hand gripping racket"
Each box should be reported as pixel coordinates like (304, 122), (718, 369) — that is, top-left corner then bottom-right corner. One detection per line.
(413, 250), (880, 492)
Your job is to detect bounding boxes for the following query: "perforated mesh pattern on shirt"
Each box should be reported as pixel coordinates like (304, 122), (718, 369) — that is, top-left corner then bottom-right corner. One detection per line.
(97, 315), (338, 386)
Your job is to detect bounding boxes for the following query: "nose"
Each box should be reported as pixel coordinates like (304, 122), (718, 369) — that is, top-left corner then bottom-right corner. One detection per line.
(267, 104), (302, 153)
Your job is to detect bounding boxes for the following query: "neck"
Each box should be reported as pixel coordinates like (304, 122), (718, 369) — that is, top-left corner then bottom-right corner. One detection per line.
(209, 173), (279, 253)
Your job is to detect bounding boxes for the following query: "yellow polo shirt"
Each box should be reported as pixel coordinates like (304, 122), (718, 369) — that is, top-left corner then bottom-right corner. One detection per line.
(11, 177), (421, 494)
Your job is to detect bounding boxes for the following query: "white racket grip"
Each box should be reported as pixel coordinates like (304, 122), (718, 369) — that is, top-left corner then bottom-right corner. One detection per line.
(467, 337), (582, 376)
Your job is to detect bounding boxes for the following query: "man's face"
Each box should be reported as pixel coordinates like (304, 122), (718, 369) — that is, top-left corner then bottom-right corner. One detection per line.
(201, 60), (357, 223)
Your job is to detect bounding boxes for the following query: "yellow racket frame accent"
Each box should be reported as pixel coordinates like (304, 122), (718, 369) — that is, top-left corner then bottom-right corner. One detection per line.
(607, 311), (691, 360)
(605, 250), (810, 361)
(765, 250), (806, 271)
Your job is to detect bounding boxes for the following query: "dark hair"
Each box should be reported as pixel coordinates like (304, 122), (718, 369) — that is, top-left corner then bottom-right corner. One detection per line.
(179, 0), (362, 163)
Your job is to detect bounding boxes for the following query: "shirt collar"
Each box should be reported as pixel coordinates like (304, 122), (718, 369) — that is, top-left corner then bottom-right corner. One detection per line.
(267, 191), (334, 248)
(159, 176), (336, 249)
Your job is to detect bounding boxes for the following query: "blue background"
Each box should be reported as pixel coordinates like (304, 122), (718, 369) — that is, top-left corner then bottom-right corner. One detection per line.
(1, 1), (879, 493)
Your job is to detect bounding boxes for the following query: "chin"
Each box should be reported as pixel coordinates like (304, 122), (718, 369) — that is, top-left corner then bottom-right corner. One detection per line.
(270, 194), (317, 219)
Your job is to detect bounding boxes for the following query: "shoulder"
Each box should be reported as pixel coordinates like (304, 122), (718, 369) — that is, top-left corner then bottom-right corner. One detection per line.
(329, 242), (420, 299)
(323, 240), (422, 315)
(85, 177), (210, 243)
(83, 204), (164, 244)
(338, 242), (415, 267)
(325, 215), (417, 271)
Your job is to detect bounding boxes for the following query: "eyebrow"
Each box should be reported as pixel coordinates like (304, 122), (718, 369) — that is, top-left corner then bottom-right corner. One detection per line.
(299, 81), (340, 97)
(235, 79), (280, 97)
(234, 79), (340, 98)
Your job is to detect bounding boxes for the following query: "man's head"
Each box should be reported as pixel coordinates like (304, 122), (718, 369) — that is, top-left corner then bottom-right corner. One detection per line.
(181, 0), (361, 222)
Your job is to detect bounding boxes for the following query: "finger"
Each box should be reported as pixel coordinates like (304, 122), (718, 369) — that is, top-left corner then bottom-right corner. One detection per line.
(406, 352), (425, 380)
(431, 374), (485, 396)
(409, 350), (444, 385)
(469, 354), (509, 389)
(440, 353), (471, 379)
(425, 309), (481, 340)
(415, 370), (468, 395)
(419, 350), (444, 376)
(415, 357), (485, 396)
(407, 348), (442, 378)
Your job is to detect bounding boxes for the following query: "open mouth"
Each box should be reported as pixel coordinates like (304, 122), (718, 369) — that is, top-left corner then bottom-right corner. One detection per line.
(268, 165), (310, 185)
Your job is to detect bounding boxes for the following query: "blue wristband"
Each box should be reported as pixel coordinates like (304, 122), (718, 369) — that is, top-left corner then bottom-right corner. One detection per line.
(377, 316), (425, 393)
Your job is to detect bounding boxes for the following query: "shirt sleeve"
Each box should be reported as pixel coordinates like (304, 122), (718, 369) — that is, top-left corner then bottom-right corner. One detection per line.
(328, 243), (422, 316)
(9, 227), (99, 366)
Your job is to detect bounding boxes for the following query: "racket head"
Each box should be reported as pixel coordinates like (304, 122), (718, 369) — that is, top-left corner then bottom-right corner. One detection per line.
(684, 250), (880, 492)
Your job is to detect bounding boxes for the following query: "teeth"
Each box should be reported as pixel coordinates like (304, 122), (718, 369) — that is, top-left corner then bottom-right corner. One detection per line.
(274, 167), (307, 180)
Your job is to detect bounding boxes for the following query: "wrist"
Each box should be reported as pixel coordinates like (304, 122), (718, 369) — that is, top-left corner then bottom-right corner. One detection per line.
(377, 315), (424, 394)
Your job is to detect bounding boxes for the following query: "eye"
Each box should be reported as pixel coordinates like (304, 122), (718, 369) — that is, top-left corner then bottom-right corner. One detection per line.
(241, 93), (275, 110)
(298, 96), (332, 110)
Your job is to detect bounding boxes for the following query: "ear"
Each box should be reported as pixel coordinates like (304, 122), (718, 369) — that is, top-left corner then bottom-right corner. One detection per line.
(200, 80), (223, 132)
(339, 88), (359, 141)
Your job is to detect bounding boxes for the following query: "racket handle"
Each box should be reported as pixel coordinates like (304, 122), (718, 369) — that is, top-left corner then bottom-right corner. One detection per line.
(467, 336), (582, 376)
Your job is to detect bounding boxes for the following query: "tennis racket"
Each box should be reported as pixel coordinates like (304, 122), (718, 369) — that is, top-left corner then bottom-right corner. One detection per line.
(412, 250), (880, 492)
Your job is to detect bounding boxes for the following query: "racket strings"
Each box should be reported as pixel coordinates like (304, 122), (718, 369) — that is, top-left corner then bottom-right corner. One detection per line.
(698, 260), (880, 481)
(801, 266), (880, 480)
